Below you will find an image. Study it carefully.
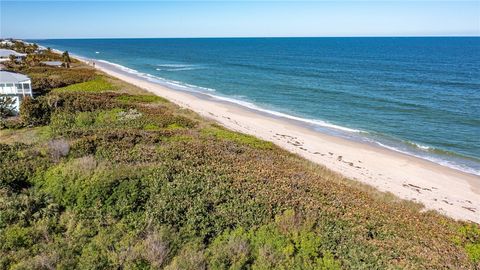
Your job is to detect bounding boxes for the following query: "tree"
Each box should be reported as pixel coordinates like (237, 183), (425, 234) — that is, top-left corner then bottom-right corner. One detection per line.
(25, 54), (39, 66)
(62, 51), (71, 68)
(8, 54), (16, 63)
(20, 96), (51, 126)
(0, 96), (16, 119)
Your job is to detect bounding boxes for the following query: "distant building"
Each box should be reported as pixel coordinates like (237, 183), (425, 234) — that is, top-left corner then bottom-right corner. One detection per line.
(41, 61), (63, 67)
(0, 40), (14, 47)
(0, 49), (27, 62)
(0, 71), (32, 112)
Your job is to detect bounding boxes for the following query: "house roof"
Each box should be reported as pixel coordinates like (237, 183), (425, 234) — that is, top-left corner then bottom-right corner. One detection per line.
(0, 71), (30, 83)
(42, 61), (63, 66)
(0, 49), (27, 58)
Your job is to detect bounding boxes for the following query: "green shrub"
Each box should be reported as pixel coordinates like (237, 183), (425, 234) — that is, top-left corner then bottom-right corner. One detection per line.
(458, 224), (480, 266)
(95, 108), (123, 125)
(0, 224), (35, 250)
(75, 112), (96, 127)
(166, 123), (184, 130)
(165, 242), (206, 270)
(466, 243), (480, 265)
(208, 211), (341, 270)
(22, 67), (96, 93)
(49, 111), (76, 134)
(208, 228), (251, 270)
(135, 228), (172, 268)
(0, 117), (24, 129)
(117, 94), (168, 104)
(69, 137), (97, 157)
(0, 143), (48, 191)
(202, 126), (274, 150)
(20, 96), (52, 126)
(39, 157), (97, 207)
(53, 76), (118, 93)
(39, 159), (148, 218)
(1, 61), (477, 269)
(0, 96), (16, 119)
(144, 123), (160, 131)
(49, 92), (122, 113)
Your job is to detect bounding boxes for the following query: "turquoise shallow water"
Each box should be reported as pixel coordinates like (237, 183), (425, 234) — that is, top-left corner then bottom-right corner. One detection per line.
(33, 37), (480, 175)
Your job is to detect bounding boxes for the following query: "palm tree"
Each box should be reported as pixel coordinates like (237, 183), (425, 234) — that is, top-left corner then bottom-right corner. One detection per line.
(0, 96), (15, 119)
(8, 54), (16, 63)
(25, 54), (39, 66)
(62, 51), (71, 68)
(62, 51), (71, 63)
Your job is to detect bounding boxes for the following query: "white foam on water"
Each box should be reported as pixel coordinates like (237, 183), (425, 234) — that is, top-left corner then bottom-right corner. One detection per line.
(156, 67), (200, 71)
(157, 64), (194, 68)
(93, 57), (480, 177)
(405, 141), (434, 151)
(373, 141), (480, 176)
(209, 95), (362, 133)
(97, 60), (216, 93)
(155, 63), (204, 72)
(98, 59), (362, 133)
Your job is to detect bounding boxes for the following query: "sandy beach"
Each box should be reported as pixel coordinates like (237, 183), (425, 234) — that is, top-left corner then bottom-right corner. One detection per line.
(85, 58), (480, 223)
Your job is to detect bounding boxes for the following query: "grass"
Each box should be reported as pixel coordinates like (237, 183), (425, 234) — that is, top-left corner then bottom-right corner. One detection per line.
(53, 76), (118, 93)
(0, 126), (51, 145)
(202, 125), (275, 150)
(116, 94), (168, 104)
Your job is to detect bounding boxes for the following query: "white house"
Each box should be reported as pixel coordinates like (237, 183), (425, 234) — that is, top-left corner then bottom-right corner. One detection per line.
(0, 71), (32, 112)
(0, 49), (27, 63)
(0, 40), (14, 47)
(41, 61), (63, 67)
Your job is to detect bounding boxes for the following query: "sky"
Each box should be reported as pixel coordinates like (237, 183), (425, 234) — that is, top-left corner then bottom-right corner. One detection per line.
(1, 1), (479, 38)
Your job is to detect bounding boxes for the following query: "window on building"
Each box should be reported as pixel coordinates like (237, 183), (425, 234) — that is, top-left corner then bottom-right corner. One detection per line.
(6, 83), (13, 87)
(0, 84), (5, 88)
(15, 84), (22, 89)
(23, 83), (30, 90)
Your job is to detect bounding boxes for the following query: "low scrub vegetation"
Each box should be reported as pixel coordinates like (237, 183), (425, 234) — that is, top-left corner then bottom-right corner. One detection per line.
(116, 94), (168, 104)
(202, 125), (275, 150)
(6, 66), (96, 95)
(0, 97), (16, 120)
(0, 44), (479, 269)
(53, 76), (118, 93)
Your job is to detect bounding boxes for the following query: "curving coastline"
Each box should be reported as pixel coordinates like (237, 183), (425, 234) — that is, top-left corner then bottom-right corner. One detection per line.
(40, 39), (480, 177)
(66, 54), (480, 223)
(96, 58), (480, 176)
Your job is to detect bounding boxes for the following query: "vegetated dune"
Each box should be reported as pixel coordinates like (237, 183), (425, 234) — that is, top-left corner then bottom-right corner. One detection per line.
(0, 45), (479, 269)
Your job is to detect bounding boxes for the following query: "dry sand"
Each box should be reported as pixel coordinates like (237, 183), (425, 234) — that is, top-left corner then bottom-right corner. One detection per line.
(88, 58), (480, 223)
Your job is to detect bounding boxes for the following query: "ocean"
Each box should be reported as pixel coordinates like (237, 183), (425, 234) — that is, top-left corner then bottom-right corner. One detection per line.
(32, 37), (480, 176)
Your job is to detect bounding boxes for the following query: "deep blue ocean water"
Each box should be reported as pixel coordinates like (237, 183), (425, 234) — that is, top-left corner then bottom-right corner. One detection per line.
(32, 38), (480, 175)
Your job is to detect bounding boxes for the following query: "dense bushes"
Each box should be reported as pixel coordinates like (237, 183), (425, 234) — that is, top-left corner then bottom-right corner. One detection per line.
(1, 53), (479, 269)
(207, 210), (341, 270)
(0, 143), (49, 191)
(29, 67), (95, 92)
(18, 92), (125, 128)
(20, 96), (52, 126)
(457, 224), (480, 266)
(0, 40), (38, 54)
(6, 66), (96, 94)
(53, 76), (118, 93)
(0, 96), (16, 119)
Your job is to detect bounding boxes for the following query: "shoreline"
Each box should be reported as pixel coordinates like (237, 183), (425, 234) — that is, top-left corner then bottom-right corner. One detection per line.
(78, 56), (479, 223)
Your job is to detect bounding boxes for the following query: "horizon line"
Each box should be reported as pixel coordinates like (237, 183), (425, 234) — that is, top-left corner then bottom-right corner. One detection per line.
(5, 35), (479, 40)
